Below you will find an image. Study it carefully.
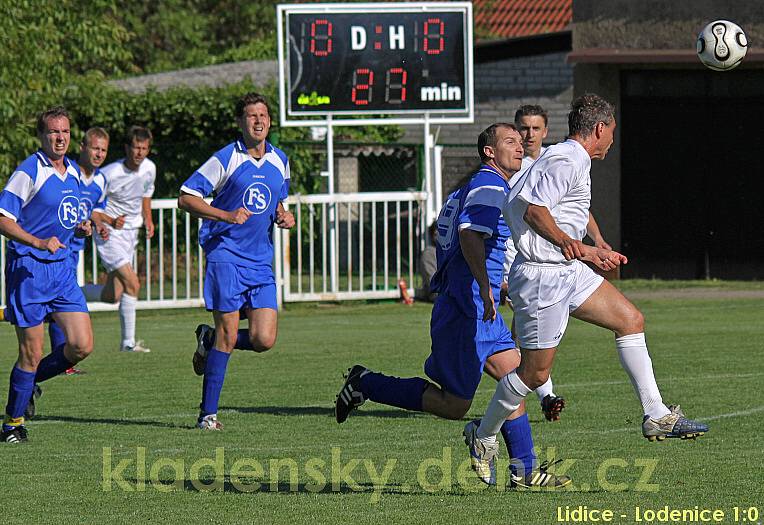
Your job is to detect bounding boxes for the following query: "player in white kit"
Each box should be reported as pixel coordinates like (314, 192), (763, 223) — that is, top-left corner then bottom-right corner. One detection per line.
(464, 94), (707, 477)
(93, 126), (156, 352)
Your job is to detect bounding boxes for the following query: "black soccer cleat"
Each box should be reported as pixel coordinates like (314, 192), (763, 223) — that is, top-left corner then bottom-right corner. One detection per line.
(24, 385), (42, 421)
(335, 365), (369, 423)
(510, 459), (572, 490)
(1, 425), (28, 444)
(541, 394), (565, 422)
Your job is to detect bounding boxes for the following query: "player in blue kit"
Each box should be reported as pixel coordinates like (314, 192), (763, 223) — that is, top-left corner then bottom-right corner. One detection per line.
(178, 93), (295, 430)
(0, 107), (94, 443)
(42, 127), (110, 381)
(334, 124), (570, 488)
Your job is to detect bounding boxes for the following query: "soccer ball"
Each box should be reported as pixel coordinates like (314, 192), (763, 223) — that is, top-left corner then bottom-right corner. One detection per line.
(696, 20), (748, 71)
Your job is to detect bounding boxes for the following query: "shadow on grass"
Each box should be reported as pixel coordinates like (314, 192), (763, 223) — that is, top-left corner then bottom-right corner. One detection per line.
(219, 405), (428, 419)
(34, 414), (194, 429)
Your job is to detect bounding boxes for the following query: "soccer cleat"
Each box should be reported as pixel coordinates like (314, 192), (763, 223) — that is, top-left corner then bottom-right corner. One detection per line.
(24, 385), (42, 420)
(0, 308), (5, 322)
(64, 367), (86, 375)
(1, 425), (28, 444)
(197, 414), (223, 431)
(642, 404), (709, 441)
(335, 365), (369, 423)
(541, 394), (566, 422)
(510, 459), (572, 490)
(463, 420), (499, 485)
(193, 324), (214, 376)
(121, 340), (151, 353)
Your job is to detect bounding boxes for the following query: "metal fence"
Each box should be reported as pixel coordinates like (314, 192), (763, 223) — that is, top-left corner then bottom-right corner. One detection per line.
(0, 192), (428, 310)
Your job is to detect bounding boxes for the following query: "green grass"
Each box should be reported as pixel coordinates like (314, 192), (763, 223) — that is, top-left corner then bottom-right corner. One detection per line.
(1, 296), (762, 524)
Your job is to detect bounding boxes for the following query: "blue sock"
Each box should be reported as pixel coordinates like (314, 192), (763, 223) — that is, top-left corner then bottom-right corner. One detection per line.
(4, 366), (35, 430)
(200, 348), (231, 416)
(48, 322), (66, 355)
(34, 351), (75, 383)
(501, 413), (536, 477)
(359, 372), (427, 411)
(234, 329), (253, 350)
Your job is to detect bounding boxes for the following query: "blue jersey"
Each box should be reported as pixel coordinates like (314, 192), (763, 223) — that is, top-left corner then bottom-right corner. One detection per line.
(430, 165), (510, 319)
(180, 139), (290, 282)
(70, 165), (107, 252)
(0, 150), (82, 261)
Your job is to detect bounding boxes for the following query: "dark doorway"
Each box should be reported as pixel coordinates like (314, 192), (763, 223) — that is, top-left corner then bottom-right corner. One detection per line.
(620, 69), (764, 279)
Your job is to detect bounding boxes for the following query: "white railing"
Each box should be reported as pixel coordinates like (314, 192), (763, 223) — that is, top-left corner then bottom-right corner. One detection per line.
(0, 192), (428, 310)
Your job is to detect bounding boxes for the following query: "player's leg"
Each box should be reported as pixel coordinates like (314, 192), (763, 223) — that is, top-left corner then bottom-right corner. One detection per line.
(244, 307), (277, 352)
(111, 264), (147, 352)
(35, 312), (93, 384)
(197, 309), (238, 430)
(99, 271), (123, 303)
(2, 325), (45, 443)
(571, 277), (708, 440)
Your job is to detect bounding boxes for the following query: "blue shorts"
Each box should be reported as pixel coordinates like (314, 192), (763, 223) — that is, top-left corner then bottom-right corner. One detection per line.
(4, 253), (88, 327)
(203, 261), (278, 312)
(424, 294), (516, 400)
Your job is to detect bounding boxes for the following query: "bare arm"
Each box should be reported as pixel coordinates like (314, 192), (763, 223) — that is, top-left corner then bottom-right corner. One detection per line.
(586, 212), (611, 249)
(142, 197), (154, 238)
(178, 192), (252, 224)
(523, 204), (626, 270)
(459, 228), (495, 321)
(275, 201), (295, 229)
(0, 216), (64, 253)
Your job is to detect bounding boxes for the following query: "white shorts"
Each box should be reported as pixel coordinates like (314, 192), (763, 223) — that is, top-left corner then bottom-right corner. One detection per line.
(95, 227), (139, 273)
(507, 259), (604, 349)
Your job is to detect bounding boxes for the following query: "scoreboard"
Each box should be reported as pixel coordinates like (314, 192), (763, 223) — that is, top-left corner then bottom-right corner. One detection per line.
(279, 3), (473, 119)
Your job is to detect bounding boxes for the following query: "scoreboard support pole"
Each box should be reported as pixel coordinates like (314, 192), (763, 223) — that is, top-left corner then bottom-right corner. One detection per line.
(326, 114), (338, 292)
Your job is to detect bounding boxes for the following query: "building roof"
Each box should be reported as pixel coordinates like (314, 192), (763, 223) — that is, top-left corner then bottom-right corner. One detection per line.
(474, 0), (572, 40)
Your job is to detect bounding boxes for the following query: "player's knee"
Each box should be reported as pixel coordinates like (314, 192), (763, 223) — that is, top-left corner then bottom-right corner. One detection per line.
(249, 333), (276, 352)
(441, 403), (470, 420)
(66, 336), (93, 362)
(523, 369), (550, 390)
(618, 308), (645, 336)
(126, 275), (141, 296)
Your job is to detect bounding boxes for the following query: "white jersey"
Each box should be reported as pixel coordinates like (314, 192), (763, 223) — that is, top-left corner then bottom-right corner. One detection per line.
(502, 147), (547, 282)
(504, 139), (591, 264)
(101, 158), (156, 229)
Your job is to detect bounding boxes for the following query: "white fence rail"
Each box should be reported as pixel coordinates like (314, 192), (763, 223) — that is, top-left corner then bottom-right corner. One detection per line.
(0, 192), (428, 310)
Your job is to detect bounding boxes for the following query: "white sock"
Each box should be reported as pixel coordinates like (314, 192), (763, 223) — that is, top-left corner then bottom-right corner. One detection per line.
(476, 371), (532, 440)
(615, 333), (670, 419)
(120, 293), (137, 348)
(535, 376), (555, 401)
(82, 284), (105, 302)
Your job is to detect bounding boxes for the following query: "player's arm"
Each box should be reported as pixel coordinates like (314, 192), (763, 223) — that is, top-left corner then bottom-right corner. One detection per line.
(142, 197), (154, 238)
(178, 192), (252, 224)
(524, 204), (625, 270)
(459, 228), (495, 322)
(586, 212), (611, 249)
(275, 201), (295, 229)
(0, 216), (64, 253)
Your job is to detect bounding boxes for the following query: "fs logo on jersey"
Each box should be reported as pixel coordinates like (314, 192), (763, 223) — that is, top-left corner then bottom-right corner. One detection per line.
(79, 197), (94, 222)
(58, 195), (80, 229)
(242, 182), (272, 214)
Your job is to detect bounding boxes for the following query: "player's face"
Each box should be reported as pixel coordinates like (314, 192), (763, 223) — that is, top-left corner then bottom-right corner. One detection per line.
(125, 138), (150, 170)
(238, 103), (271, 146)
(485, 127), (524, 178)
(592, 119), (616, 160)
(82, 136), (109, 170)
(517, 115), (548, 158)
(39, 116), (71, 161)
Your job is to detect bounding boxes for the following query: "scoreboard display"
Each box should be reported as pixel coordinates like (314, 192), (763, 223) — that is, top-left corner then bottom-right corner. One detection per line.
(283, 4), (472, 116)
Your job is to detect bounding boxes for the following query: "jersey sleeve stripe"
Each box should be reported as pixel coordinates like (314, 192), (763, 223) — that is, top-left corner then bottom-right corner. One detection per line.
(180, 185), (205, 198)
(0, 205), (18, 222)
(464, 185), (506, 210)
(458, 222), (493, 236)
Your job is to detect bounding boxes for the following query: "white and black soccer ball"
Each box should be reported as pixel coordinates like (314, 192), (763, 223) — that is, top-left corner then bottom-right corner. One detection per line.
(696, 20), (748, 71)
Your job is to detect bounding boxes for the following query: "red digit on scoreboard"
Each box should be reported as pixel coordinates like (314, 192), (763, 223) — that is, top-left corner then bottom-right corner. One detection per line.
(351, 68), (374, 105)
(385, 68), (407, 103)
(310, 19), (333, 57)
(423, 18), (445, 55)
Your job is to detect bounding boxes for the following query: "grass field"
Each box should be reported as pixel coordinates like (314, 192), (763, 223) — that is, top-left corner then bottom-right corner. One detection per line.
(1, 289), (762, 524)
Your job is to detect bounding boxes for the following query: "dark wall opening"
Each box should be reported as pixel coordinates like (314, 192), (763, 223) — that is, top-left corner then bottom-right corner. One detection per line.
(620, 69), (764, 279)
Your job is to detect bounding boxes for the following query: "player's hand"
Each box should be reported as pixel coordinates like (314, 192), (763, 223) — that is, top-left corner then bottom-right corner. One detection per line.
(75, 220), (92, 238)
(580, 245), (628, 271)
(114, 215), (126, 229)
(480, 286), (496, 322)
(145, 220), (155, 239)
(276, 210), (295, 229)
(225, 207), (253, 224)
(499, 281), (509, 306)
(560, 237), (586, 261)
(594, 236), (612, 250)
(37, 236), (65, 254)
(96, 222), (110, 241)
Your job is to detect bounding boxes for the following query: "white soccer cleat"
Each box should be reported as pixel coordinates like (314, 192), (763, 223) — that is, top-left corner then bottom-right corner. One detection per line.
(197, 414), (223, 431)
(121, 340), (151, 353)
(463, 420), (499, 485)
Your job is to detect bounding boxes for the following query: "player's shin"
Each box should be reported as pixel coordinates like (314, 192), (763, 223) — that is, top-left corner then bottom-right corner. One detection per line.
(4, 366), (35, 430)
(360, 372), (428, 411)
(615, 333), (670, 419)
(477, 371), (532, 440)
(34, 352), (74, 383)
(200, 349), (231, 416)
(119, 293), (137, 348)
(501, 412), (536, 477)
